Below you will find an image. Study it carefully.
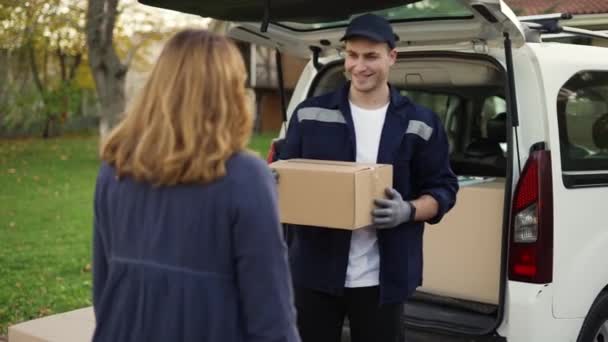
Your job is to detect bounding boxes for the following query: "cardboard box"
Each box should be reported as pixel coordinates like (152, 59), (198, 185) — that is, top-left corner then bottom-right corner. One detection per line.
(269, 159), (393, 230)
(420, 178), (505, 305)
(8, 307), (94, 342)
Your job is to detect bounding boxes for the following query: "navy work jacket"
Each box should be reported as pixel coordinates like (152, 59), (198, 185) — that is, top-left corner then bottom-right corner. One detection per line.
(279, 82), (459, 304)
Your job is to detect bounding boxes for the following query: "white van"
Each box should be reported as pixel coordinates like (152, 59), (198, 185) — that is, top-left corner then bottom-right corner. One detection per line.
(142, 0), (608, 340)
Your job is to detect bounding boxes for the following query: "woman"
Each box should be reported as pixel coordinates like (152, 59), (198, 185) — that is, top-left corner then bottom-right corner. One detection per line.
(92, 29), (299, 342)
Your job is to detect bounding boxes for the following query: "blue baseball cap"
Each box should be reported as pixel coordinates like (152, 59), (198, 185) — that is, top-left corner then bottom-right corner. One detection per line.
(340, 13), (399, 49)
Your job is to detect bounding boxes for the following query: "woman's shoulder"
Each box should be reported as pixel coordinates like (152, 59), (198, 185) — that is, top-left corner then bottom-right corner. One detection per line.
(96, 161), (114, 182)
(227, 151), (267, 171)
(226, 151), (271, 182)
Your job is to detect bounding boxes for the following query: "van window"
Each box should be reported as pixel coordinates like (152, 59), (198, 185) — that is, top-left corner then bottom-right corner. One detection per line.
(277, 0), (473, 31)
(400, 90), (506, 177)
(557, 71), (608, 188)
(400, 90), (460, 124)
(400, 90), (462, 154)
(308, 64), (507, 177)
(557, 71), (608, 173)
(481, 96), (507, 152)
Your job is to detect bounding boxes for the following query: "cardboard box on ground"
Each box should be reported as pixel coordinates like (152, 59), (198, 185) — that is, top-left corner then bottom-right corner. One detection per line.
(8, 307), (94, 342)
(269, 159), (393, 230)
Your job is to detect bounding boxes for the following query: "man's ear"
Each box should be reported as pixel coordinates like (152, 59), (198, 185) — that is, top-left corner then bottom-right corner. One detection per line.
(389, 48), (397, 65)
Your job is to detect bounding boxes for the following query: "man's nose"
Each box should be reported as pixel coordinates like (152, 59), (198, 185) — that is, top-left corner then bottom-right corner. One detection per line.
(352, 59), (366, 73)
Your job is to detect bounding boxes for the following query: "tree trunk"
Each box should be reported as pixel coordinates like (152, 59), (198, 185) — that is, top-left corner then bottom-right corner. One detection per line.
(97, 79), (125, 138)
(0, 49), (9, 102)
(28, 43), (45, 98)
(0, 49), (8, 127)
(42, 116), (55, 139)
(85, 0), (127, 140)
(208, 20), (229, 34)
(27, 42), (57, 138)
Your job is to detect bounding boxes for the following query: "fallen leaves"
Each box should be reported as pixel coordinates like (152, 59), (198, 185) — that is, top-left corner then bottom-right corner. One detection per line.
(37, 307), (52, 316)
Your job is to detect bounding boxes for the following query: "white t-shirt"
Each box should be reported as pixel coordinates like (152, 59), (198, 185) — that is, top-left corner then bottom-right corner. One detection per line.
(345, 100), (388, 288)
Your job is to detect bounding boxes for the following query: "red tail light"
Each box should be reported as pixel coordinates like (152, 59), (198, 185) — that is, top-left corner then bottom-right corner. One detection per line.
(266, 141), (277, 164)
(508, 149), (553, 283)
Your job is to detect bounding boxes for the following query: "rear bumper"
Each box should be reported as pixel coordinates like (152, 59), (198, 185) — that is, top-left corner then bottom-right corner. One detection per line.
(496, 281), (583, 341)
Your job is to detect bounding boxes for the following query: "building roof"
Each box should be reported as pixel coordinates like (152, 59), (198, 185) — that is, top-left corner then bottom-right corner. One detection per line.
(506, 0), (608, 16)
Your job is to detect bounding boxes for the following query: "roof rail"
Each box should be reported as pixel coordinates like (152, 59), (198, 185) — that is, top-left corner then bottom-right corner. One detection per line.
(517, 12), (608, 42)
(559, 27), (608, 41)
(518, 13), (573, 33)
(542, 30), (608, 41)
(518, 13), (572, 34)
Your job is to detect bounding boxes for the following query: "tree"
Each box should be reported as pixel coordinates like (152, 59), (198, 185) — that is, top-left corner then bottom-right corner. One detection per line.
(85, 0), (126, 139)
(2, 0), (206, 137)
(86, 0), (210, 139)
(1, 0), (91, 137)
(30, 1), (87, 137)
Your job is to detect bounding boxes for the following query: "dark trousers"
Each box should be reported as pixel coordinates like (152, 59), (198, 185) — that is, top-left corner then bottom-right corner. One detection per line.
(295, 286), (404, 342)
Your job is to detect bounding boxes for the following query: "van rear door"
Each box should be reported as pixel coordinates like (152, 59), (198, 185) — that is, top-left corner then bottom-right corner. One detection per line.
(138, 0), (525, 58)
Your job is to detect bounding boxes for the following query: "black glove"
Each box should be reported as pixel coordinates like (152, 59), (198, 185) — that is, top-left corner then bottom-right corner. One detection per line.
(372, 188), (413, 229)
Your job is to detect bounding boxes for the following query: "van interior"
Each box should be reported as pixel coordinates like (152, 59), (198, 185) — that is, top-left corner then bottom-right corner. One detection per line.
(310, 53), (509, 335)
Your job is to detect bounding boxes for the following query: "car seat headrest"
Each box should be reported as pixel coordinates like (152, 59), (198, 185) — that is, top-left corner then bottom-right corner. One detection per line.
(486, 112), (507, 143)
(592, 113), (608, 149)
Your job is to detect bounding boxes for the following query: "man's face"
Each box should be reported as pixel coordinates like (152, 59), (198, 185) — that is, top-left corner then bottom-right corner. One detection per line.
(344, 37), (396, 94)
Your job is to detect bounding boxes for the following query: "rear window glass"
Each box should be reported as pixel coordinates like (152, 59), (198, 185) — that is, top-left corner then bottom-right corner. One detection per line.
(400, 91), (507, 178)
(309, 65), (507, 178)
(277, 0), (473, 31)
(400, 90), (460, 124)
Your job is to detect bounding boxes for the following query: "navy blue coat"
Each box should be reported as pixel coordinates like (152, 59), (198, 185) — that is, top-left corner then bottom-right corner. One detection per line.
(280, 82), (459, 304)
(92, 153), (300, 342)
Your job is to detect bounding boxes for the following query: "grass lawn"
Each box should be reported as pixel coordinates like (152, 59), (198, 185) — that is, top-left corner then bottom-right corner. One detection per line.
(0, 132), (276, 335)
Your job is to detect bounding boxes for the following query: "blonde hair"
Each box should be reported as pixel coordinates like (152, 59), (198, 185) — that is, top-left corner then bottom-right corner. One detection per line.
(101, 29), (253, 185)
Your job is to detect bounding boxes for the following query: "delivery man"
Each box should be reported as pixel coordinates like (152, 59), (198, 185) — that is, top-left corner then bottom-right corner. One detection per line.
(279, 13), (459, 342)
